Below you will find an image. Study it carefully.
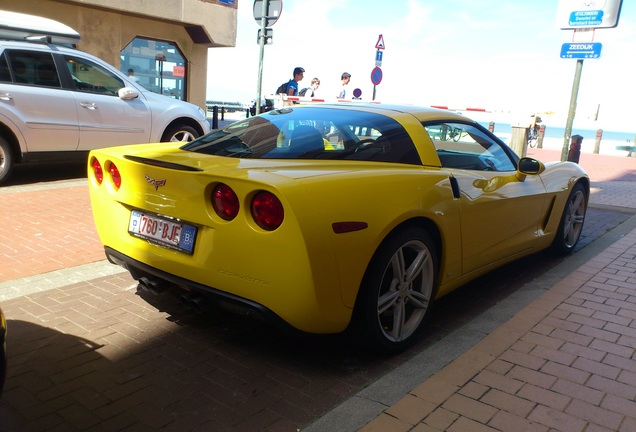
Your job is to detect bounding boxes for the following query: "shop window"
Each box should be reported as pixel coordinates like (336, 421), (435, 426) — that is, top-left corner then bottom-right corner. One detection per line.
(120, 37), (187, 100)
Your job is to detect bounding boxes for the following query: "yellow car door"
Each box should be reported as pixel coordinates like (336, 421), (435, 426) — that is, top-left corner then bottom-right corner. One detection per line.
(425, 121), (547, 275)
(452, 168), (547, 274)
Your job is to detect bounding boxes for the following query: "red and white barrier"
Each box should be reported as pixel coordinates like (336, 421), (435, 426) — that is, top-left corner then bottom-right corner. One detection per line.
(269, 95), (488, 112)
(431, 105), (488, 112)
(268, 94), (381, 108)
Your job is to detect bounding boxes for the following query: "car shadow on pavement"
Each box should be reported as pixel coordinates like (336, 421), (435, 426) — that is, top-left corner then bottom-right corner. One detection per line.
(2, 160), (87, 187)
(0, 296), (409, 431)
(429, 207), (629, 328)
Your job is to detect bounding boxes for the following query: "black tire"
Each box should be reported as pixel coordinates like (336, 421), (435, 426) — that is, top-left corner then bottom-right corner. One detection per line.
(0, 136), (14, 185)
(161, 125), (199, 142)
(351, 226), (438, 353)
(551, 182), (588, 255)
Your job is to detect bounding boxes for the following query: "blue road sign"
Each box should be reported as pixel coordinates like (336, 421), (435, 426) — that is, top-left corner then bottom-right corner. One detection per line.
(569, 10), (604, 27)
(370, 67), (382, 85)
(375, 50), (383, 67)
(560, 42), (602, 59)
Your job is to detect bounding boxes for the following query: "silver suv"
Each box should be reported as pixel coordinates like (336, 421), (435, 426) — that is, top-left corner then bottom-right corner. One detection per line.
(0, 39), (210, 184)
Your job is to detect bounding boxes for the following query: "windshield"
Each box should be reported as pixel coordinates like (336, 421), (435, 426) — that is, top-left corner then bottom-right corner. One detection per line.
(181, 107), (421, 165)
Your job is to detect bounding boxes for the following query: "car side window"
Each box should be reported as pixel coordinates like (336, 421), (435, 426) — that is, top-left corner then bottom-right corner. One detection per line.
(5, 50), (60, 87)
(424, 122), (516, 172)
(0, 53), (10, 82)
(64, 55), (123, 96)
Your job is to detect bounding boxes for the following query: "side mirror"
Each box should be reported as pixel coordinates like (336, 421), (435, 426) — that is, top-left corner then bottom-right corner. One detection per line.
(118, 87), (139, 100)
(516, 157), (545, 181)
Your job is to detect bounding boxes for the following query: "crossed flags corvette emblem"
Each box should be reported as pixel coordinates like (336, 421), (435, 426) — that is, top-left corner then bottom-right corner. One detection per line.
(145, 174), (166, 191)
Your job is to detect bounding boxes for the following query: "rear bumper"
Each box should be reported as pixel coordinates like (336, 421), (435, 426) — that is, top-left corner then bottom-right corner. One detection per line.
(104, 247), (301, 335)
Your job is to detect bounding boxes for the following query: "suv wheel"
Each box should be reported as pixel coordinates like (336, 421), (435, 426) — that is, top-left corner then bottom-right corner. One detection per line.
(162, 125), (199, 142)
(0, 137), (14, 185)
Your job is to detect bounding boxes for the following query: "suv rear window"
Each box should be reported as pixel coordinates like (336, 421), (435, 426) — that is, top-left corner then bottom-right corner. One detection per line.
(4, 50), (60, 87)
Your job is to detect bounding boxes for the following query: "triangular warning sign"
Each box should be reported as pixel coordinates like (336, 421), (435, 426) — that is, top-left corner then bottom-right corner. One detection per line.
(375, 34), (385, 50)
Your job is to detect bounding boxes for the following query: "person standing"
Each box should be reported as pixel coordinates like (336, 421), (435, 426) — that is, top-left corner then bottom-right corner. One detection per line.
(299, 77), (320, 97)
(286, 67), (305, 96)
(127, 68), (140, 83)
(337, 72), (351, 99)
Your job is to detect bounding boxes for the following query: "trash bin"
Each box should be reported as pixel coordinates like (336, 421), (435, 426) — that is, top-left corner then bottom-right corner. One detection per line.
(567, 135), (583, 164)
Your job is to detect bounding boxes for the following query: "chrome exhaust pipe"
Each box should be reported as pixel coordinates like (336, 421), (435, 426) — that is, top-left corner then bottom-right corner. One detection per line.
(137, 276), (169, 295)
(137, 276), (151, 292)
(180, 293), (195, 308)
(190, 295), (211, 314)
(179, 292), (211, 314)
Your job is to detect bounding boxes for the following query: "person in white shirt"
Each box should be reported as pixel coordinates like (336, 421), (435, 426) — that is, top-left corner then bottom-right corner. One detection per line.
(337, 72), (351, 99)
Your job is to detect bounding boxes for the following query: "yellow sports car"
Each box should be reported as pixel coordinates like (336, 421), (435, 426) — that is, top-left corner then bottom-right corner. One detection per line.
(88, 104), (589, 352)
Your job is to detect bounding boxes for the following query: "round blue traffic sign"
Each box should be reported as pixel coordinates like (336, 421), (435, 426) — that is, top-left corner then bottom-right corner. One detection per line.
(370, 67), (382, 85)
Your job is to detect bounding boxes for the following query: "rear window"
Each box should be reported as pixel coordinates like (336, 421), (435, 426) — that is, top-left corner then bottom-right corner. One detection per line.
(4, 50), (60, 87)
(181, 107), (421, 165)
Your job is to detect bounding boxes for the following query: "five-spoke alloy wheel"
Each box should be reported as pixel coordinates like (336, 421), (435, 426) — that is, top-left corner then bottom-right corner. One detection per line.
(353, 227), (438, 353)
(552, 182), (588, 255)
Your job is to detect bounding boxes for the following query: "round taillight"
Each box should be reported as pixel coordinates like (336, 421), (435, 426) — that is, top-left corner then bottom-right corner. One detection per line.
(109, 162), (121, 189)
(212, 183), (239, 221)
(92, 158), (103, 184)
(251, 191), (284, 231)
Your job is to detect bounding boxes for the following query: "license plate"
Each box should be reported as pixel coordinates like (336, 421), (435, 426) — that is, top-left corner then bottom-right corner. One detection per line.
(128, 210), (197, 254)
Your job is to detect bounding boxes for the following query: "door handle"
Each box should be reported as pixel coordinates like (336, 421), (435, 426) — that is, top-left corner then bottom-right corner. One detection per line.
(0, 92), (12, 101)
(80, 102), (97, 110)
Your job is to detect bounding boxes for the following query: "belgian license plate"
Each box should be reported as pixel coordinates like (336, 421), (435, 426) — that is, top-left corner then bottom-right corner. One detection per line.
(128, 210), (197, 254)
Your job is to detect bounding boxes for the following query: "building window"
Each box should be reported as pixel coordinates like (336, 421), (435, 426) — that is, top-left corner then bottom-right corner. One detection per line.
(120, 37), (187, 100)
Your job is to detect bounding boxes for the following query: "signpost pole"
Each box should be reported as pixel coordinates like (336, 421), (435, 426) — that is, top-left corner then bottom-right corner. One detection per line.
(556, 0), (623, 161)
(561, 59), (583, 161)
(255, 0), (268, 114)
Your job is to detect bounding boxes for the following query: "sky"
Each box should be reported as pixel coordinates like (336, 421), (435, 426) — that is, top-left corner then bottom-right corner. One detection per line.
(206, 0), (635, 130)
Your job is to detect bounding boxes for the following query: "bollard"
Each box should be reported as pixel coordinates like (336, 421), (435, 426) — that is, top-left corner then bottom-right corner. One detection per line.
(221, 107), (225, 121)
(537, 125), (546, 149)
(212, 106), (219, 129)
(510, 126), (528, 157)
(567, 134), (583, 164)
(594, 129), (602, 154)
(488, 121), (495, 133)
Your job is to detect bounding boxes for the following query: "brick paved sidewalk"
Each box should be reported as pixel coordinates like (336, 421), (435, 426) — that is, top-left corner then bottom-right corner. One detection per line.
(355, 226), (636, 432)
(0, 181), (104, 283)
